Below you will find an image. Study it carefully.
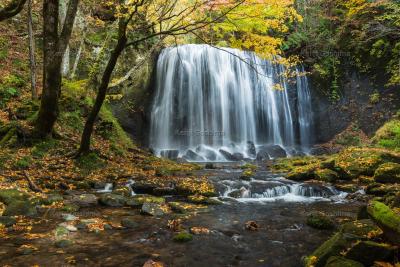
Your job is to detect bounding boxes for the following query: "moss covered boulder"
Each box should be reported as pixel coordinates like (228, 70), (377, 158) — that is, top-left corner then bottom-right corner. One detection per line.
(314, 169), (339, 183)
(305, 219), (380, 267)
(325, 256), (364, 267)
(304, 232), (358, 267)
(340, 219), (380, 239)
(306, 212), (335, 230)
(173, 231), (193, 242)
(374, 162), (400, 184)
(345, 241), (396, 266)
(286, 165), (315, 181)
(366, 183), (399, 196)
(335, 148), (400, 178)
(99, 193), (126, 207)
(125, 195), (165, 207)
(367, 201), (400, 243)
(372, 119), (400, 150)
(0, 189), (30, 205)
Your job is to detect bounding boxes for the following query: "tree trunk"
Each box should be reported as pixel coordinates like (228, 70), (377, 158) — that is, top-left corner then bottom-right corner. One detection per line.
(27, 0), (37, 100)
(35, 0), (79, 138)
(0, 0), (27, 21)
(78, 35), (127, 154)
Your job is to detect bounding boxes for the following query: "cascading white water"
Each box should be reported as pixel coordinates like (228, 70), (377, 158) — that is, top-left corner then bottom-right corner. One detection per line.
(150, 44), (313, 161)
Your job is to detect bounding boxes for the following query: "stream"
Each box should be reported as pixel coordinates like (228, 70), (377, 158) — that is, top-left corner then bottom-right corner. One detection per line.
(0, 165), (363, 267)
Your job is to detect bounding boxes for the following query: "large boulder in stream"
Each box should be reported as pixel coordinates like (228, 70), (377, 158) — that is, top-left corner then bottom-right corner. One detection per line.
(183, 150), (205, 161)
(367, 201), (400, 243)
(196, 146), (217, 161)
(219, 149), (243, 161)
(99, 193), (126, 207)
(256, 145), (287, 160)
(305, 219), (380, 267)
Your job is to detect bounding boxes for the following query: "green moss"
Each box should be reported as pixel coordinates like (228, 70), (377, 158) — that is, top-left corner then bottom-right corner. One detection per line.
(306, 212), (335, 230)
(325, 256), (364, 267)
(286, 165), (316, 181)
(0, 74), (25, 108)
(373, 119), (400, 150)
(240, 163), (257, 170)
(0, 189), (30, 205)
(14, 156), (32, 170)
(367, 201), (400, 241)
(374, 162), (400, 183)
(340, 219), (380, 238)
(173, 231), (193, 242)
(314, 168), (339, 183)
(31, 139), (56, 159)
(240, 169), (254, 180)
(335, 148), (400, 178)
(75, 152), (106, 175)
(304, 232), (356, 267)
(98, 103), (133, 152)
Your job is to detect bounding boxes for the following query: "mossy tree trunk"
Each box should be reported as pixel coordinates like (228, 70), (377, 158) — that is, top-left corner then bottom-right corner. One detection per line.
(35, 0), (79, 138)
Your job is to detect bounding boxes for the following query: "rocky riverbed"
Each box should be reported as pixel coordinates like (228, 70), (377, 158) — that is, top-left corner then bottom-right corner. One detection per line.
(0, 164), (366, 267)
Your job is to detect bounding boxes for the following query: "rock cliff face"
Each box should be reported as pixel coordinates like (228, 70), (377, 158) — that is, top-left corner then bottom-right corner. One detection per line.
(110, 50), (160, 147)
(311, 69), (400, 144)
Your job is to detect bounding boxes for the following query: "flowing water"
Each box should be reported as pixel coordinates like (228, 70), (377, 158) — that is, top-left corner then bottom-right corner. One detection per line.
(150, 44), (313, 161)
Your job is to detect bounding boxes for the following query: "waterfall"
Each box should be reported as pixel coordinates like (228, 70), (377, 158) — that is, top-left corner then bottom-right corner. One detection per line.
(150, 44), (313, 161)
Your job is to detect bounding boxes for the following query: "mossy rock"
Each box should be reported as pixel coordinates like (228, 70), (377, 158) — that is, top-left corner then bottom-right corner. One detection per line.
(306, 212), (335, 230)
(345, 241), (396, 266)
(41, 193), (64, 205)
(61, 204), (80, 213)
(169, 201), (208, 214)
(99, 193), (126, 207)
(367, 201), (400, 243)
(320, 159), (336, 170)
(314, 168), (339, 183)
(335, 148), (400, 178)
(358, 176), (374, 185)
(173, 231), (193, 242)
(175, 180), (217, 197)
(372, 119), (400, 150)
(325, 256), (364, 267)
(374, 162), (400, 184)
(126, 195), (165, 207)
(240, 169), (254, 181)
(286, 165), (315, 181)
(304, 232), (359, 267)
(340, 219), (380, 239)
(140, 203), (169, 216)
(187, 194), (222, 205)
(3, 200), (37, 217)
(112, 186), (131, 197)
(0, 189), (30, 205)
(366, 183), (399, 196)
(334, 184), (359, 193)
